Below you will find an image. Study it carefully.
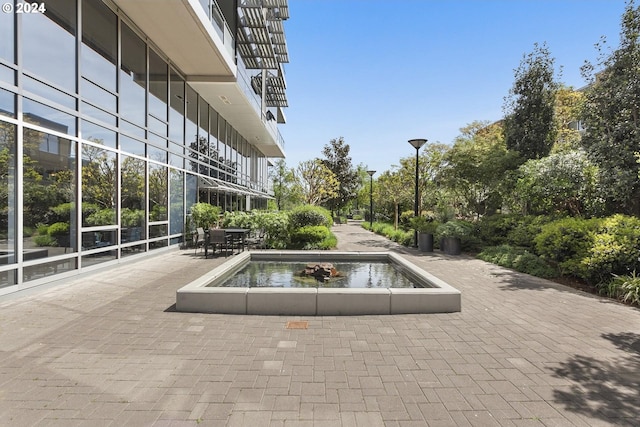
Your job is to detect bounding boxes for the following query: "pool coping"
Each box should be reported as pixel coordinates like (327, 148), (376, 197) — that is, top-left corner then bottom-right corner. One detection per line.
(176, 251), (461, 315)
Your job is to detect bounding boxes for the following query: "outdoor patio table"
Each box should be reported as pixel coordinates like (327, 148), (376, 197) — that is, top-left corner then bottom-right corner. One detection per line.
(224, 228), (249, 253)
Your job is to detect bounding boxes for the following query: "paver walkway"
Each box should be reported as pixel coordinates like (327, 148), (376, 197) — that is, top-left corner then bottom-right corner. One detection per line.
(1, 222), (639, 426)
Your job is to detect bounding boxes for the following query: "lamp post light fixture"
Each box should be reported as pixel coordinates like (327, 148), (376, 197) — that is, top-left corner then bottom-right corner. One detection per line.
(366, 169), (376, 228)
(408, 138), (428, 247)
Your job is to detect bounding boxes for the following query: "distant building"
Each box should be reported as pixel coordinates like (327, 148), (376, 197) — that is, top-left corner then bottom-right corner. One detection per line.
(0, 0), (290, 292)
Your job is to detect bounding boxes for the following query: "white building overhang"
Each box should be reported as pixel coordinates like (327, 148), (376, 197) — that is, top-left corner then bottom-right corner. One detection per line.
(112, 0), (286, 159)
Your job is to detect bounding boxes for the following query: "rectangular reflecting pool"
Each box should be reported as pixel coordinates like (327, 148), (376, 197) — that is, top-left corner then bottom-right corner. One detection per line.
(176, 251), (461, 315)
(210, 261), (423, 289)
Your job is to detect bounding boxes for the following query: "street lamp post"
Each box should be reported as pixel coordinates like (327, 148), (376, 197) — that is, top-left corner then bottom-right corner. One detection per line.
(366, 170), (376, 228)
(408, 138), (427, 247)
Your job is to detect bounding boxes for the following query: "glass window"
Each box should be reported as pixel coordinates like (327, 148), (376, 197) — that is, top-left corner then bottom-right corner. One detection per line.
(0, 64), (15, 86)
(81, 0), (117, 93)
(82, 120), (116, 148)
(149, 49), (168, 121)
(0, 121), (16, 265)
(149, 224), (167, 238)
(23, 75), (76, 110)
(0, 270), (17, 289)
(169, 68), (184, 144)
(24, 258), (76, 282)
(81, 144), (116, 227)
(149, 163), (168, 222)
(120, 154), (145, 243)
(22, 0), (77, 92)
(208, 107), (218, 157)
(81, 78), (116, 112)
(23, 98), (77, 136)
(23, 128), (77, 257)
(120, 135), (145, 156)
(120, 23), (146, 126)
(148, 115), (167, 137)
(82, 101), (116, 127)
(0, 88), (15, 118)
(81, 231), (116, 251)
(185, 85), (198, 147)
(81, 248), (116, 267)
(170, 169), (184, 235)
(0, 1), (14, 63)
(148, 146), (167, 163)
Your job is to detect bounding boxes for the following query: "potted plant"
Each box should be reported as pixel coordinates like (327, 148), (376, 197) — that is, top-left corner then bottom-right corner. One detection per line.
(410, 216), (437, 252)
(435, 220), (472, 255)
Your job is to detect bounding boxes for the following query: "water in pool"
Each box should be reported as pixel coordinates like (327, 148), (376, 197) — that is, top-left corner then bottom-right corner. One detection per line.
(213, 261), (420, 288)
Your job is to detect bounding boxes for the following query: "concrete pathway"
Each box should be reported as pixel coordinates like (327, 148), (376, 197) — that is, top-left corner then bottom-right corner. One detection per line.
(1, 222), (639, 426)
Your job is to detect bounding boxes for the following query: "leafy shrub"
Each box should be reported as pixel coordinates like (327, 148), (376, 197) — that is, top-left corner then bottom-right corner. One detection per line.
(475, 214), (521, 247)
(506, 215), (555, 249)
(598, 270), (640, 306)
(86, 208), (116, 226)
(47, 222), (69, 237)
(289, 205), (332, 229)
(477, 245), (557, 278)
(364, 221), (412, 246)
(534, 217), (601, 276)
(259, 211), (290, 249)
(581, 215), (640, 284)
(190, 203), (221, 229)
(121, 208), (145, 227)
(49, 202), (74, 223)
(435, 220), (480, 251)
(290, 225), (335, 250)
(399, 210), (415, 229)
(34, 234), (56, 246)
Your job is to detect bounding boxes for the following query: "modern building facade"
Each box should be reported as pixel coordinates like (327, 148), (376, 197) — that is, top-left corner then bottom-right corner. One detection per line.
(0, 0), (289, 293)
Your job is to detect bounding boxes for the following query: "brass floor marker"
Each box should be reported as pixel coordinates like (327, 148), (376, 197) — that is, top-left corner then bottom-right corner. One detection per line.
(285, 321), (308, 329)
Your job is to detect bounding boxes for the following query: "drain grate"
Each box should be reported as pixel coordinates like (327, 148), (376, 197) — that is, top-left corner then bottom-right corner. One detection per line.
(285, 321), (308, 329)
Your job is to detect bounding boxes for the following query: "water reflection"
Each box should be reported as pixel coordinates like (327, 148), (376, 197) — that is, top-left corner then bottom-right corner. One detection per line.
(217, 262), (419, 289)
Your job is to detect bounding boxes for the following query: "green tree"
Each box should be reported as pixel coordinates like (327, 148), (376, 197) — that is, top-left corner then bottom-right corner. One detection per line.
(269, 159), (301, 210)
(552, 86), (585, 153)
(321, 137), (359, 214)
(503, 42), (559, 161)
(581, 0), (640, 215)
(375, 169), (411, 229)
(295, 159), (339, 206)
(511, 149), (603, 216)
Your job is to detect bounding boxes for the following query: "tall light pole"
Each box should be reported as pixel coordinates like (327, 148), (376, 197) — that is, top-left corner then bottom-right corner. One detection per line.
(408, 138), (427, 247)
(366, 170), (376, 228)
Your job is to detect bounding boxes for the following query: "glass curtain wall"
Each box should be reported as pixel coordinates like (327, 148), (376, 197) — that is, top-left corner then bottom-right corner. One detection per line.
(0, 0), (272, 291)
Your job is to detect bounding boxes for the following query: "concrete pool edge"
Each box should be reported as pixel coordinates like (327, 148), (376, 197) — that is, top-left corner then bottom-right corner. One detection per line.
(176, 251), (461, 315)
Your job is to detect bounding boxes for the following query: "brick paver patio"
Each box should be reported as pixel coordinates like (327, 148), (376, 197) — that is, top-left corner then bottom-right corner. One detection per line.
(1, 222), (639, 426)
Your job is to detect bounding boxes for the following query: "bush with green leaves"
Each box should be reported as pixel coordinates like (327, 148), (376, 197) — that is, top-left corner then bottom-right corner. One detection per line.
(190, 203), (220, 229)
(289, 225), (335, 250)
(477, 245), (557, 278)
(258, 211), (290, 249)
(121, 208), (145, 227)
(435, 220), (481, 251)
(289, 205), (332, 229)
(86, 208), (116, 226)
(534, 217), (601, 276)
(363, 221), (412, 246)
(598, 271), (640, 306)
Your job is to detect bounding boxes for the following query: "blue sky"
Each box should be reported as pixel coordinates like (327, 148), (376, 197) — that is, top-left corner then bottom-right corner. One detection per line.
(279, 0), (629, 175)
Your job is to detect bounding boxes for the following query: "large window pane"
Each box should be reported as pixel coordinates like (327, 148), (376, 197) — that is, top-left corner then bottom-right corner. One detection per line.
(170, 169), (184, 235)
(169, 69), (184, 144)
(0, 121), (16, 266)
(23, 129), (77, 257)
(22, 0), (77, 92)
(82, 144), (116, 227)
(81, 0), (117, 93)
(120, 23), (146, 126)
(0, 1), (14, 63)
(120, 154), (145, 243)
(149, 50), (168, 121)
(149, 163), (168, 222)
(23, 98), (77, 136)
(82, 120), (116, 148)
(0, 88), (15, 118)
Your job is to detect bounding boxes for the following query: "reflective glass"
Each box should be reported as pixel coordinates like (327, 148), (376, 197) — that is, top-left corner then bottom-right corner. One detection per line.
(149, 239), (168, 250)
(149, 49), (168, 121)
(82, 120), (116, 148)
(0, 64), (16, 86)
(120, 119), (145, 139)
(23, 128), (77, 257)
(0, 88), (15, 118)
(186, 174), (198, 211)
(0, 1), (14, 62)
(169, 69), (184, 144)
(120, 23), (146, 126)
(81, 249), (116, 266)
(82, 145), (116, 227)
(148, 115), (167, 137)
(149, 163), (168, 222)
(185, 85), (198, 147)
(82, 101), (116, 127)
(120, 154), (145, 243)
(120, 135), (145, 156)
(149, 224), (167, 238)
(0, 270), (17, 289)
(24, 75), (76, 110)
(148, 146), (167, 163)
(0, 121), (16, 265)
(22, 0), (77, 92)
(23, 98), (76, 136)
(24, 258), (76, 282)
(81, 0), (117, 92)
(169, 169), (184, 235)
(81, 78), (116, 112)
